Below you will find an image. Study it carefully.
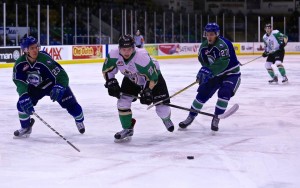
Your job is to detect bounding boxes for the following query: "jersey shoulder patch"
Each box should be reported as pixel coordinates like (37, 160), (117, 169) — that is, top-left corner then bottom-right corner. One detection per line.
(200, 40), (208, 48)
(262, 34), (268, 41)
(108, 49), (120, 59)
(35, 53), (58, 67)
(134, 49), (151, 67)
(215, 37), (230, 51)
(14, 55), (26, 65)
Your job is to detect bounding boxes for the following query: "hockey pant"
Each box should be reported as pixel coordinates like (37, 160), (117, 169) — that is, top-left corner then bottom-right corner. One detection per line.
(265, 61), (286, 78)
(189, 74), (241, 117)
(265, 50), (286, 78)
(17, 84), (84, 128)
(117, 75), (171, 129)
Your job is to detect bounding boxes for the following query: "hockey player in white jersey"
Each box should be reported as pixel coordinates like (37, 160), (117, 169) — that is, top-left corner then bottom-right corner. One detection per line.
(262, 23), (288, 83)
(102, 34), (174, 142)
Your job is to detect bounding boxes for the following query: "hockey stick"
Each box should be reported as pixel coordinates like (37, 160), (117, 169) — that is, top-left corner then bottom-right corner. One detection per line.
(33, 112), (80, 152)
(147, 81), (198, 110)
(121, 92), (239, 119)
(240, 56), (263, 66)
(164, 103), (239, 119)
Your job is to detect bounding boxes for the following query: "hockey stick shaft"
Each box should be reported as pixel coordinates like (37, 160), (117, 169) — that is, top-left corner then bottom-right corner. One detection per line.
(164, 103), (239, 119)
(33, 112), (80, 152)
(121, 93), (217, 118)
(147, 81), (198, 110)
(240, 56), (263, 66)
(121, 92), (238, 119)
(164, 103), (217, 118)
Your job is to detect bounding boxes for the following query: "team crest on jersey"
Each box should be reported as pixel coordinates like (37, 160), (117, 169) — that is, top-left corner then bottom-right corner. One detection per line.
(26, 71), (42, 86)
(148, 66), (154, 75)
(23, 64), (29, 71)
(117, 61), (124, 66)
(219, 44), (224, 48)
(207, 55), (215, 65)
(202, 47), (220, 65)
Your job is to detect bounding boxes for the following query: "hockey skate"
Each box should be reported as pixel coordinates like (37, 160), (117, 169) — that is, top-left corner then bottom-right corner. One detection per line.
(163, 118), (174, 132)
(76, 121), (85, 134)
(14, 118), (35, 138)
(211, 117), (220, 132)
(114, 118), (136, 143)
(178, 115), (195, 129)
(268, 75), (278, 84)
(282, 76), (288, 83)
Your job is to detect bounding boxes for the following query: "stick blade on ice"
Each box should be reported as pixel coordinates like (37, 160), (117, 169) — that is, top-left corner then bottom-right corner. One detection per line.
(218, 103), (239, 119)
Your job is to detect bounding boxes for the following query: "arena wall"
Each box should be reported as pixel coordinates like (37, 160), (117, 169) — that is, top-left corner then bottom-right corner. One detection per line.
(1, 42), (300, 68)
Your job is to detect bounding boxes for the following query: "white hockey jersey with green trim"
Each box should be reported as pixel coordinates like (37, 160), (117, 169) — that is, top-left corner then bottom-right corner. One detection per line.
(263, 30), (288, 52)
(102, 48), (160, 87)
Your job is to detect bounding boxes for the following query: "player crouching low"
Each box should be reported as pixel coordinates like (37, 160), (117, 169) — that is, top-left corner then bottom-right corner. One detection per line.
(13, 36), (85, 137)
(179, 23), (241, 132)
(262, 23), (288, 84)
(102, 34), (174, 142)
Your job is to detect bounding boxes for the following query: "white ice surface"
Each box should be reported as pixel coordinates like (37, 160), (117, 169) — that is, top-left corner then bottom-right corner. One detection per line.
(0, 55), (300, 188)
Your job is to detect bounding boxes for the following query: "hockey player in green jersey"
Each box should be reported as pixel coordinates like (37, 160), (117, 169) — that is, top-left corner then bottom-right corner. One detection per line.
(262, 23), (288, 83)
(179, 23), (241, 132)
(102, 34), (174, 142)
(13, 36), (85, 137)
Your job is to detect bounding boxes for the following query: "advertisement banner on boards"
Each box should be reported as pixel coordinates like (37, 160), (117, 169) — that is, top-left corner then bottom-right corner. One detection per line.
(0, 47), (21, 63)
(253, 42), (300, 54)
(179, 43), (200, 55)
(158, 43), (200, 56)
(284, 42), (300, 52)
(144, 45), (158, 56)
(72, 45), (103, 59)
(41, 46), (72, 61)
(239, 43), (254, 54)
(232, 43), (241, 55)
(253, 43), (265, 53)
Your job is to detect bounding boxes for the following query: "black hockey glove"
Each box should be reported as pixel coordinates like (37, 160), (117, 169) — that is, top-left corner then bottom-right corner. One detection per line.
(279, 43), (285, 51)
(262, 51), (269, 58)
(105, 78), (120, 99)
(140, 88), (153, 105)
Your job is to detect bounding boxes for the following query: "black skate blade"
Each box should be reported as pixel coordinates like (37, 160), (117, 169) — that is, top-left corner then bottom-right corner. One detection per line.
(13, 134), (31, 139)
(13, 118), (35, 139)
(79, 128), (85, 134)
(167, 126), (174, 132)
(114, 136), (132, 143)
(211, 126), (219, 132)
(177, 127), (188, 131)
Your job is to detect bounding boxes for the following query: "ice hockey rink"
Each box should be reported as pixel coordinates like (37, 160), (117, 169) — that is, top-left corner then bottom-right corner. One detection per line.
(0, 55), (299, 188)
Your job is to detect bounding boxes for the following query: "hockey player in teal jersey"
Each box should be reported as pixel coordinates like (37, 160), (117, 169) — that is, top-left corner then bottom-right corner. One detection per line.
(102, 34), (174, 142)
(13, 36), (85, 137)
(262, 23), (288, 83)
(179, 23), (241, 131)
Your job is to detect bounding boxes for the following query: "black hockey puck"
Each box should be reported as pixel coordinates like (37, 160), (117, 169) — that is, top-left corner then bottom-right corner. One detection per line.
(187, 156), (194, 160)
